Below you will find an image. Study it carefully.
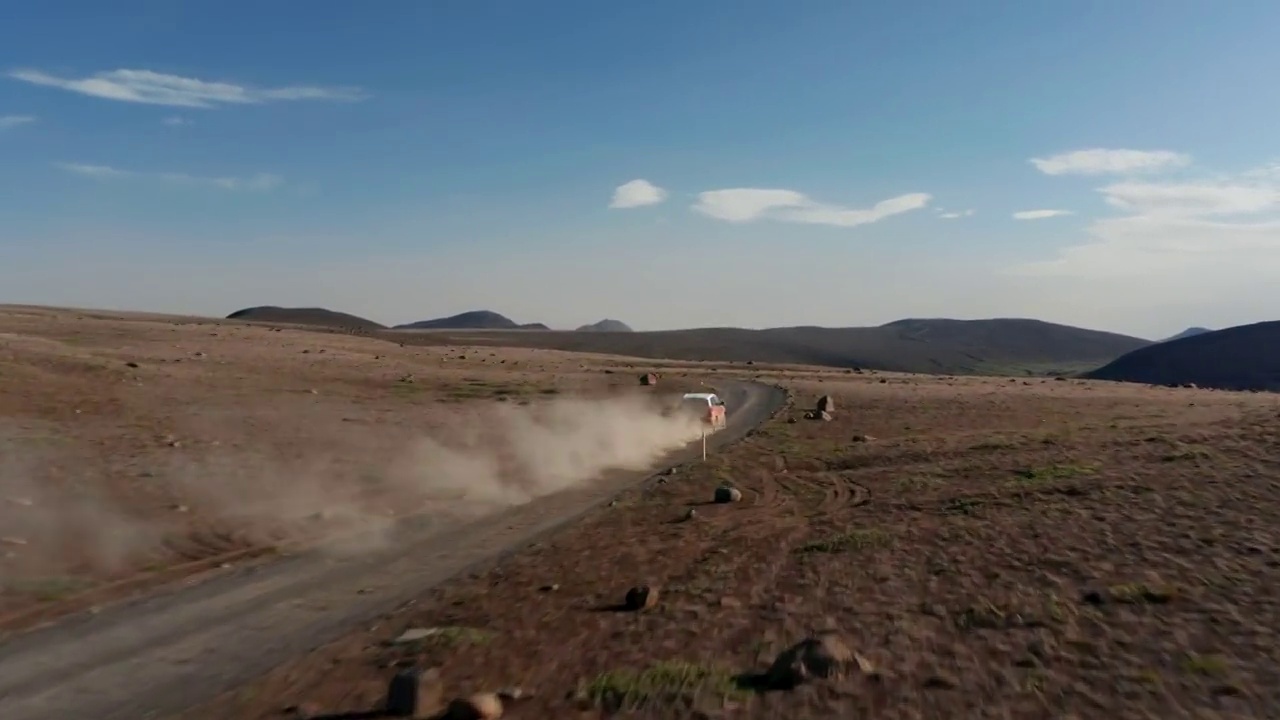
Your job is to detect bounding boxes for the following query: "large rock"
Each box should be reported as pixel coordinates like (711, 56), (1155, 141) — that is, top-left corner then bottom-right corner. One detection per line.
(816, 395), (835, 413)
(624, 585), (659, 611)
(385, 666), (443, 717)
(442, 692), (504, 719)
(765, 632), (855, 689)
(639, 372), (658, 386)
(714, 486), (743, 503)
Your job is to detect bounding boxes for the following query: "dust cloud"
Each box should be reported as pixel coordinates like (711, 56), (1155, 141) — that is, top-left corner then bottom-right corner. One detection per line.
(181, 391), (708, 554)
(0, 392), (709, 588)
(0, 433), (163, 588)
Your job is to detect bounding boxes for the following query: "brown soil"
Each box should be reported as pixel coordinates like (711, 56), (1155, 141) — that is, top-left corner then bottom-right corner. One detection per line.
(0, 305), (717, 631)
(183, 371), (1280, 719)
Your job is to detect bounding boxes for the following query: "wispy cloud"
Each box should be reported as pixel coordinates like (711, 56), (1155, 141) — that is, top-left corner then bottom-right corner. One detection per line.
(57, 162), (131, 179)
(609, 179), (667, 209)
(693, 188), (931, 227)
(1013, 209), (1073, 220)
(56, 162), (282, 191)
(1030, 148), (1190, 176)
(9, 68), (367, 109)
(938, 209), (974, 219)
(0, 114), (35, 130)
(161, 115), (191, 126)
(1099, 181), (1278, 217)
(1008, 155), (1280, 289)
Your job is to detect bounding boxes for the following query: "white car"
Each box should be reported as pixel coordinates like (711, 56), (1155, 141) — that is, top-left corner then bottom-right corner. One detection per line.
(670, 392), (727, 431)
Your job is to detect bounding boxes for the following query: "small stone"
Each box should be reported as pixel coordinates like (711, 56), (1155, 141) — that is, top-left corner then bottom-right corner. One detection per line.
(172, 504), (189, 513)
(683, 508), (698, 521)
(539, 583), (560, 593)
(392, 628), (436, 644)
(125, 361), (139, 368)
(283, 701), (323, 718)
(714, 486), (742, 503)
(624, 585), (659, 611)
(765, 632), (854, 688)
(443, 692), (503, 719)
(1081, 590), (1105, 605)
(385, 666), (444, 716)
(786, 417), (798, 424)
(923, 673), (957, 689)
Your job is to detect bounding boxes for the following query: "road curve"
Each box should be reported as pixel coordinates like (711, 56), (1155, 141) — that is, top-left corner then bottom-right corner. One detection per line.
(0, 380), (786, 720)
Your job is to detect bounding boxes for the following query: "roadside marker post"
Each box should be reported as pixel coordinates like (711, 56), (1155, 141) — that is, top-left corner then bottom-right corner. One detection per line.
(702, 429), (707, 461)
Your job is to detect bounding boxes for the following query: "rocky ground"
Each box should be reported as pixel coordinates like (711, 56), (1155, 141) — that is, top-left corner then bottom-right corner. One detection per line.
(180, 370), (1280, 719)
(0, 306), (719, 632)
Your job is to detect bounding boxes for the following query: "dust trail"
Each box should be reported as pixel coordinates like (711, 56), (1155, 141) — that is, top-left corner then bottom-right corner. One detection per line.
(0, 392), (708, 585)
(174, 391), (707, 554)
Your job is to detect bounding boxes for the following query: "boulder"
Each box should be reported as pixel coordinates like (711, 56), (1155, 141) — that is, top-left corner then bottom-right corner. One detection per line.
(385, 666), (443, 717)
(639, 373), (659, 386)
(624, 585), (659, 611)
(442, 692), (504, 719)
(765, 632), (855, 689)
(714, 486), (743, 503)
(816, 395), (835, 413)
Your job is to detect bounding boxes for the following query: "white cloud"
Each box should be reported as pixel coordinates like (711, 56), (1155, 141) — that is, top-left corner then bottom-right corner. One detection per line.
(162, 116), (191, 126)
(1012, 209), (1073, 220)
(609, 179), (667, 209)
(1030, 148), (1191, 176)
(9, 68), (366, 109)
(57, 162), (132, 179)
(56, 162), (282, 191)
(0, 114), (35, 130)
(1007, 158), (1280, 308)
(693, 188), (931, 227)
(938, 209), (974, 219)
(1099, 181), (1278, 217)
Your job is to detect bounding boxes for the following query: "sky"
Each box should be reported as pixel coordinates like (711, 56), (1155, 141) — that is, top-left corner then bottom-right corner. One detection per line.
(3, 0), (1280, 340)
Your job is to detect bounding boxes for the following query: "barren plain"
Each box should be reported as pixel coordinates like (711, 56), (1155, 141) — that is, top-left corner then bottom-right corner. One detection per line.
(2, 306), (1280, 719)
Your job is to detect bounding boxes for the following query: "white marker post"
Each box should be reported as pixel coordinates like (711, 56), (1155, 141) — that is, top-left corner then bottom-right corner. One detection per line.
(702, 428), (707, 461)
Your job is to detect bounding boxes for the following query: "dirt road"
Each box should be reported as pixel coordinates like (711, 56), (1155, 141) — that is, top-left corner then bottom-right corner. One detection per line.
(0, 380), (785, 720)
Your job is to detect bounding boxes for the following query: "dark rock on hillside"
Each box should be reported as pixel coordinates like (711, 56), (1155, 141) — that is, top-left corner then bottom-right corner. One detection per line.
(394, 310), (520, 330)
(1162, 327), (1212, 343)
(384, 317), (1149, 377)
(576, 319), (634, 333)
(1086, 321), (1280, 391)
(225, 306), (385, 331)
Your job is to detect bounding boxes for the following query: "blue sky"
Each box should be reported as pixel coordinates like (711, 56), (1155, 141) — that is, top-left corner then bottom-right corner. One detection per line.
(3, 0), (1279, 338)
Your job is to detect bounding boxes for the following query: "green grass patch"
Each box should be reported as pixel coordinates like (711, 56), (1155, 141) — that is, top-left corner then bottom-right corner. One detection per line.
(1180, 653), (1228, 678)
(4, 576), (92, 601)
(1160, 445), (1214, 462)
(1012, 464), (1096, 483)
(580, 660), (745, 711)
(795, 528), (892, 554)
(1108, 582), (1176, 604)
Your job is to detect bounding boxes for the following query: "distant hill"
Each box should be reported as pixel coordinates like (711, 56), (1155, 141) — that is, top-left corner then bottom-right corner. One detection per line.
(519, 322), (552, 330)
(1085, 321), (1280, 391)
(384, 317), (1150, 376)
(576, 319), (633, 333)
(226, 306), (385, 331)
(394, 310), (522, 330)
(1162, 327), (1212, 342)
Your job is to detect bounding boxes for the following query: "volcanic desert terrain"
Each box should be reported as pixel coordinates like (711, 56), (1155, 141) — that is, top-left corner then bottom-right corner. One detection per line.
(1, 305), (1279, 719)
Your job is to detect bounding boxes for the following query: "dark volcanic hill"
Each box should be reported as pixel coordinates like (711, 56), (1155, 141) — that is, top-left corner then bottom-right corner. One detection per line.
(1085, 320), (1280, 391)
(387, 317), (1150, 376)
(1162, 326), (1212, 342)
(576, 319), (633, 333)
(225, 306), (385, 331)
(394, 310), (521, 330)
